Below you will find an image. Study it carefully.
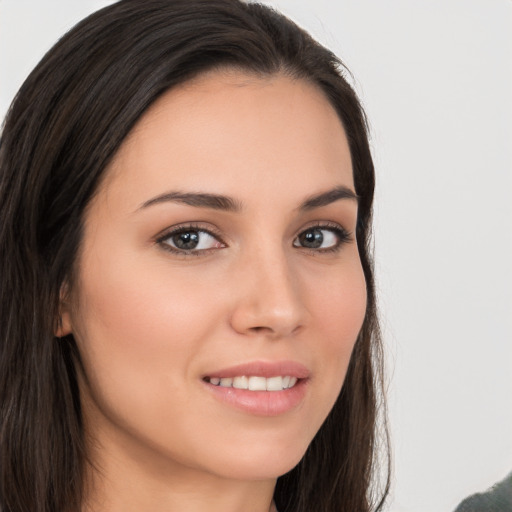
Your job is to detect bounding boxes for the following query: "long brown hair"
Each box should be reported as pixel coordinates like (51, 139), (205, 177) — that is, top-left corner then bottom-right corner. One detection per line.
(0, 1), (389, 511)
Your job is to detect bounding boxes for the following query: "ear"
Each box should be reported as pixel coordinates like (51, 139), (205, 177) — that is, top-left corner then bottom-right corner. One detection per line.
(55, 282), (73, 337)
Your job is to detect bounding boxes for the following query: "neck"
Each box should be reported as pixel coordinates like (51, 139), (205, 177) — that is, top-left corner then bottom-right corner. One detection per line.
(84, 476), (276, 512)
(81, 430), (277, 512)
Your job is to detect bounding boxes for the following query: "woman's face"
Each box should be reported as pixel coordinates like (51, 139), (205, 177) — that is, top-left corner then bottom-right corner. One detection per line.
(61, 71), (367, 483)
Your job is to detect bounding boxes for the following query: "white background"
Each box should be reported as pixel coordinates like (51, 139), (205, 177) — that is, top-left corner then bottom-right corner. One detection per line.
(1, 1), (510, 511)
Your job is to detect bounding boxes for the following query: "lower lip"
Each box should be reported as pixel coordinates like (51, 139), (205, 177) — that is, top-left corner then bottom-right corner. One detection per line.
(203, 379), (308, 416)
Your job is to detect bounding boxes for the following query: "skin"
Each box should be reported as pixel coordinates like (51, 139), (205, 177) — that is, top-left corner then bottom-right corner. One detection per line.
(59, 70), (367, 512)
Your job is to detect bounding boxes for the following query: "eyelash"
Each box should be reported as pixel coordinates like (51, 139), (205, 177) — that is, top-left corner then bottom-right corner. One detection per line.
(155, 223), (225, 257)
(296, 222), (352, 254)
(155, 222), (352, 257)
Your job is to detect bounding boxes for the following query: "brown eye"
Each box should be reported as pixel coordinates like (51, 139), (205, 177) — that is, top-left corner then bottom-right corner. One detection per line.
(297, 229), (324, 248)
(160, 229), (223, 252)
(293, 226), (347, 250)
(171, 231), (200, 250)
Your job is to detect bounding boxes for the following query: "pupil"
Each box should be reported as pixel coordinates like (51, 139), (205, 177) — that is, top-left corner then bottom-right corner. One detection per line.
(300, 229), (323, 248)
(173, 231), (199, 249)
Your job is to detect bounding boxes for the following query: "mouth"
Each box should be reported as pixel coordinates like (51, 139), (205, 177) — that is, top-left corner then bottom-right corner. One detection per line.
(202, 361), (309, 416)
(204, 375), (299, 391)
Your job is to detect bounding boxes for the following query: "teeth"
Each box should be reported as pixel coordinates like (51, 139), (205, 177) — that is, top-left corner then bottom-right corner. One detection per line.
(248, 376), (267, 391)
(266, 376), (283, 391)
(233, 376), (249, 389)
(209, 375), (298, 391)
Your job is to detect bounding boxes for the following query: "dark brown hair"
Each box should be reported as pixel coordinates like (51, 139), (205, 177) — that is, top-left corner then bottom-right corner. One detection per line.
(0, 1), (389, 511)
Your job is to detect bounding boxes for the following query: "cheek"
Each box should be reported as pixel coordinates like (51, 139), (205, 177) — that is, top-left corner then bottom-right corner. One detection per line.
(304, 256), (367, 402)
(76, 260), (211, 354)
(310, 258), (367, 349)
(70, 255), (221, 420)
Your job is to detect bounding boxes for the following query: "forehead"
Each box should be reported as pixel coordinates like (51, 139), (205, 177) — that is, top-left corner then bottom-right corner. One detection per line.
(98, 70), (353, 212)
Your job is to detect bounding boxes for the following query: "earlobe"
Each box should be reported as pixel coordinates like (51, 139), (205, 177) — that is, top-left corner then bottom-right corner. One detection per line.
(55, 310), (73, 338)
(55, 283), (73, 337)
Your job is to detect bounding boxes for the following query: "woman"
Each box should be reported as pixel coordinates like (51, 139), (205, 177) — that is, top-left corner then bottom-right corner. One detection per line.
(0, 1), (389, 511)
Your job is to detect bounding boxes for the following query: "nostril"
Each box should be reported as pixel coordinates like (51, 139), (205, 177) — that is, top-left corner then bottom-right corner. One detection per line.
(250, 326), (273, 333)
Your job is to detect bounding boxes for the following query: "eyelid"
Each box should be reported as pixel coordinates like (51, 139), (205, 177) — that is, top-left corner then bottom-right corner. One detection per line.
(153, 220), (353, 257)
(296, 220), (352, 237)
(154, 221), (223, 241)
(154, 222), (226, 255)
(293, 221), (353, 252)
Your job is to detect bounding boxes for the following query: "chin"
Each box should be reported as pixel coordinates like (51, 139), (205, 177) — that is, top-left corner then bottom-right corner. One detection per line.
(210, 452), (304, 482)
(196, 433), (311, 481)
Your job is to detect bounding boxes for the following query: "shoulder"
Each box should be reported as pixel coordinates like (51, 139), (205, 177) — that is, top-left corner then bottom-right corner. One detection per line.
(453, 472), (512, 512)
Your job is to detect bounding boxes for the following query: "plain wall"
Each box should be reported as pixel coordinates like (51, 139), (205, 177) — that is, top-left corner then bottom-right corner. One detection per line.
(1, 1), (511, 511)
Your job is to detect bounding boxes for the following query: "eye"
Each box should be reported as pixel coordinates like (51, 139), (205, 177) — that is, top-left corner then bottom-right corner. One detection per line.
(293, 225), (350, 251)
(157, 226), (225, 254)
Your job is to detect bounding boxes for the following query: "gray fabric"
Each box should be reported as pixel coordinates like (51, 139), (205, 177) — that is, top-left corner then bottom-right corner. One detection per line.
(453, 472), (512, 512)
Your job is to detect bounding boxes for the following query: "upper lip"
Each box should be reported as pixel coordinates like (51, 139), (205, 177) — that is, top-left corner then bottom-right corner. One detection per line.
(204, 360), (310, 379)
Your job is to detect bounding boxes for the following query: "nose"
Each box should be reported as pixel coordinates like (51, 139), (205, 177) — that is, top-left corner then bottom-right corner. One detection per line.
(229, 249), (306, 339)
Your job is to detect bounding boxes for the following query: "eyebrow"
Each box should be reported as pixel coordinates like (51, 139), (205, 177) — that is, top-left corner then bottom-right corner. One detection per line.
(298, 186), (359, 211)
(138, 185), (358, 213)
(139, 191), (242, 212)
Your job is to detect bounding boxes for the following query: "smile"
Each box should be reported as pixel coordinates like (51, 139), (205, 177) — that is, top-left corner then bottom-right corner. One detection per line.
(205, 375), (298, 391)
(202, 361), (309, 416)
